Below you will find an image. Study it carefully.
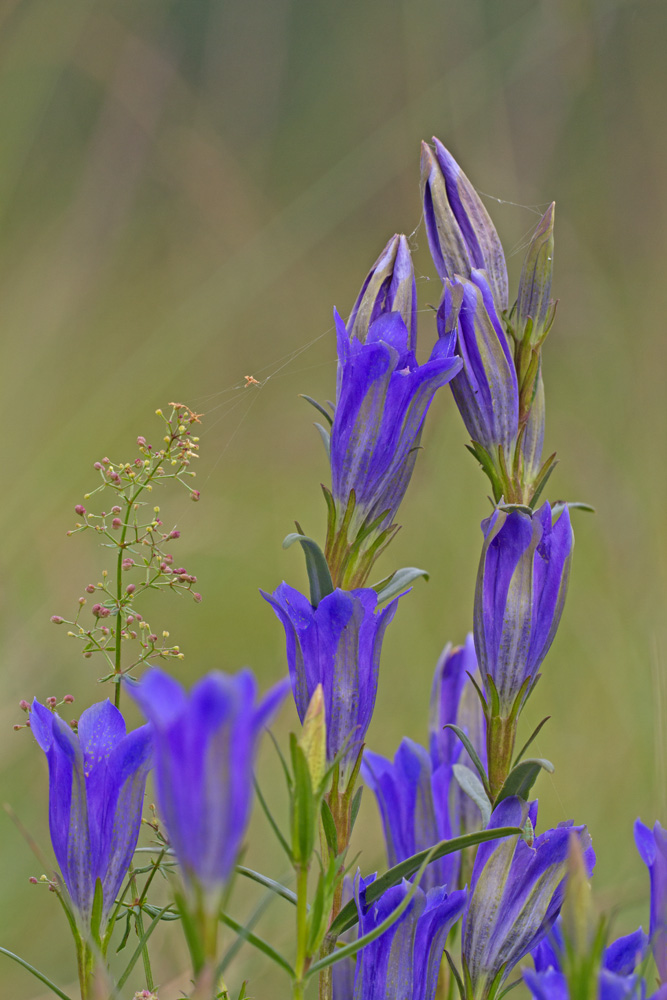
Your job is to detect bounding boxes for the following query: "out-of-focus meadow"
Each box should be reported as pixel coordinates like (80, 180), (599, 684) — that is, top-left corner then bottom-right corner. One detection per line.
(1, 0), (666, 995)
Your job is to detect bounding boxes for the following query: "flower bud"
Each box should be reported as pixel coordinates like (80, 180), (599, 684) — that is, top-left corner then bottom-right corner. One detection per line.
(299, 685), (327, 788)
(347, 234), (417, 351)
(74, 505), (86, 516)
(51, 616), (64, 624)
(516, 203), (555, 347)
(421, 137), (508, 310)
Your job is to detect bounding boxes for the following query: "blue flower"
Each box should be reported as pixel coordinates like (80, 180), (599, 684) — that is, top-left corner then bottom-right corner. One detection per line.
(335, 873), (467, 1000)
(328, 233), (461, 546)
(437, 271), (519, 457)
(462, 798), (594, 1000)
(126, 668), (288, 903)
(362, 739), (456, 892)
(525, 918), (647, 1000)
(635, 819), (667, 982)
(262, 584), (400, 785)
(474, 501), (574, 716)
(429, 634), (487, 837)
(421, 137), (508, 312)
(30, 699), (152, 933)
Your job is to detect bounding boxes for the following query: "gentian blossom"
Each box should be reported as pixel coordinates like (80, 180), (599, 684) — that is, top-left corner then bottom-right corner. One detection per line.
(429, 634), (487, 837)
(126, 668), (288, 902)
(334, 873), (467, 1000)
(421, 136), (509, 311)
(262, 583), (400, 784)
(635, 819), (667, 982)
(462, 797), (595, 1000)
(362, 739), (457, 892)
(30, 699), (152, 933)
(474, 501), (574, 717)
(330, 233), (461, 539)
(438, 271), (519, 457)
(525, 917), (647, 1000)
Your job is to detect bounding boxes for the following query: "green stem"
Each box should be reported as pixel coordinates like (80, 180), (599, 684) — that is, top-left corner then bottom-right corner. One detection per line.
(293, 864), (310, 999)
(487, 714), (517, 802)
(129, 866), (154, 991)
(75, 938), (94, 1000)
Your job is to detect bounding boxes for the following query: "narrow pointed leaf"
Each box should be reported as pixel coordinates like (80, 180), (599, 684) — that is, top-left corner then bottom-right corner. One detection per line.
(452, 763), (492, 827)
(513, 716), (551, 766)
(300, 394), (334, 426)
(350, 786), (363, 832)
(443, 723), (490, 793)
(254, 777), (293, 861)
(218, 912), (295, 977)
(495, 757), (554, 804)
(116, 904), (173, 989)
(372, 567), (429, 603)
(314, 423), (331, 456)
(320, 799), (338, 856)
(329, 825), (522, 937)
(0, 947), (73, 1000)
(282, 532), (334, 606)
(235, 865), (297, 906)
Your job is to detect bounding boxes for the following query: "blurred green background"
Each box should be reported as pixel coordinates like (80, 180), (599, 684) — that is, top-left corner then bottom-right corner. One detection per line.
(1, 0), (666, 995)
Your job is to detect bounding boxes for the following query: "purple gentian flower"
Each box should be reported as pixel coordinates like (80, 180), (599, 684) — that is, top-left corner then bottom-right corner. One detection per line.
(462, 797), (595, 1000)
(635, 819), (667, 982)
(335, 873), (467, 1000)
(126, 668), (288, 903)
(525, 918), (647, 1000)
(421, 136), (508, 311)
(429, 634), (487, 836)
(474, 501), (574, 716)
(30, 699), (152, 933)
(262, 583), (400, 784)
(362, 739), (456, 891)
(346, 233), (417, 353)
(330, 251), (461, 535)
(438, 271), (519, 457)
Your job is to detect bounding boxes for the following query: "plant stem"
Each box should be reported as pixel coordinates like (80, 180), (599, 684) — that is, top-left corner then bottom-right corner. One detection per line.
(293, 864), (310, 999)
(75, 938), (93, 1000)
(487, 714), (517, 802)
(129, 866), (154, 991)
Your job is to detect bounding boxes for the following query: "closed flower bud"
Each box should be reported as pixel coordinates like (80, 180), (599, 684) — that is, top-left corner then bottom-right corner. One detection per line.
(516, 203), (555, 347)
(474, 501), (574, 717)
(299, 684), (327, 788)
(421, 137), (508, 311)
(347, 234), (417, 350)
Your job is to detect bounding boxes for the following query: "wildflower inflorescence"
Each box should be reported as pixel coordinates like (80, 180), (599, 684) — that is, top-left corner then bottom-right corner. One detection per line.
(9, 140), (662, 1000)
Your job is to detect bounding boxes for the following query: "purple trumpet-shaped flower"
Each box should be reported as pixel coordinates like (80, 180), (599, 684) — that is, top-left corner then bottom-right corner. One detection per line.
(362, 739), (457, 892)
(262, 583), (400, 784)
(346, 233), (417, 353)
(421, 137), (508, 311)
(333, 873), (467, 1000)
(462, 797), (595, 1000)
(437, 271), (519, 457)
(430, 634), (488, 837)
(330, 246), (461, 536)
(635, 819), (667, 982)
(525, 918), (648, 1000)
(30, 699), (152, 933)
(126, 668), (288, 901)
(474, 501), (574, 717)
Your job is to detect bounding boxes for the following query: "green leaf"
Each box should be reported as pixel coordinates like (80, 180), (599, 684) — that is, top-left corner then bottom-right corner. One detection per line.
(443, 724), (490, 795)
(282, 531), (334, 607)
(513, 716), (551, 766)
(0, 947), (73, 1000)
(371, 567), (429, 603)
(89, 877), (104, 947)
(116, 904), (173, 989)
(307, 853), (338, 955)
(254, 776), (293, 861)
(452, 764), (492, 827)
(497, 503), (533, 515)
(314, 423), (331, 457)
(290, 733), (317, 864)
(320, 799), (338, 856)
(235, 865), (297, 906)
(329, 826), (522, 937)
(350, 786), (363, 832)
(444, 949), (466, 1000)
(527, 452), (558, 508)
(495, 757), (554, 804)
(551, 501), (596, 517)
(218, 912), (294, 978)
(300, 394), (333, 426)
